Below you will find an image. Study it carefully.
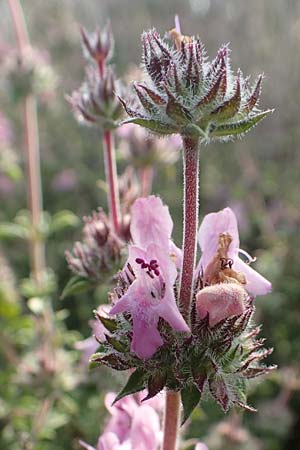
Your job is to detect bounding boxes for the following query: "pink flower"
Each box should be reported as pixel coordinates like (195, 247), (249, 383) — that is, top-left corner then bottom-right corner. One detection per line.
(130, 196), (182, 268)
(110, 196), (189, 359)
(129, 404), (160, 450)
(104, 393), (139, 442)
(110, 244), (189, 358)
(100, 393), (160, 450)
(195, 444), (209, 450)
(198, 208), (272, 296)
(196, 283), (248, 327)
(75, 305), (109, 363)
(130, 196), (174, 251)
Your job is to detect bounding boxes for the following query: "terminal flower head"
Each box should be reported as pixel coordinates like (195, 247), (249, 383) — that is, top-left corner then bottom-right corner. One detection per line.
(119, 26), (273, 141)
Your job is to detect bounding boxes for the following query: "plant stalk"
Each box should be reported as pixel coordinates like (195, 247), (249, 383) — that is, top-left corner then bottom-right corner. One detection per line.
(179, 137), (200, 319)
(162, 138), (199, 450)
(103, 129), (121, 234)
(162, 390), (181, 450)
(8, 0), (46, 285)
(96, 53), (121, 234)
(139, 166), (154, 197)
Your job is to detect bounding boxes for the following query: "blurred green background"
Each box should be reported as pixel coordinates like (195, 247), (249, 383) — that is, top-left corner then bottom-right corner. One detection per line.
(0, 1), (299, 449)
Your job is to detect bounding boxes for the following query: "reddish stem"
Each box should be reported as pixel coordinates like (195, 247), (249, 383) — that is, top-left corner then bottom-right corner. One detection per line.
(162, 391), (181, 450)
(179, 137), (200, 319)
(97, 59), (104, 79)
(103, 130), (121, 234)
(139, 166), (154, 197)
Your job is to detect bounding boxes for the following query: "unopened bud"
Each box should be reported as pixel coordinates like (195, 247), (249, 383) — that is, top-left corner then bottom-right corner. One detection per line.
(196, 283), (248, 327)
(65, 210), (125, 281)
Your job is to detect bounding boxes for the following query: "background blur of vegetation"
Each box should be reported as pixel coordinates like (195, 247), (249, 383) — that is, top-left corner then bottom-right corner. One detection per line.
(0, 0), (299, 449)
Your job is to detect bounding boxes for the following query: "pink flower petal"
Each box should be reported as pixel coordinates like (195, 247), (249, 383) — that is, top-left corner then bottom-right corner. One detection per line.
(198, 208), (239, 269)
(196, 283), (247, 327)
(195, 444), (209, 450)
(130, 196), (173, 250)
(96, 432), (121, 450)
(234, 257), (272, 296)
(130, 405), (160, 450)
(157, 288), (190, 332)
(131, 316), (163, 359)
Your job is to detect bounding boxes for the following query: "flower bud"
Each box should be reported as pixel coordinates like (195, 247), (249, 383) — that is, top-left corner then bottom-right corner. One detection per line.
(196, 283), (248, 327)
(65, 209), (125, 281)
(120, 28), (272, 141)
(80, 24), (114, 66)
(68, 66), (124, 129)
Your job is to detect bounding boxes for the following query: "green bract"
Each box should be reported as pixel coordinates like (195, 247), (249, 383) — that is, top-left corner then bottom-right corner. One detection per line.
(120, 29), (273, 141)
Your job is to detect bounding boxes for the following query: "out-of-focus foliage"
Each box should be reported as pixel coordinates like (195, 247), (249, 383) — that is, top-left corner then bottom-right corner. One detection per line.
(0, 1), (299, 450)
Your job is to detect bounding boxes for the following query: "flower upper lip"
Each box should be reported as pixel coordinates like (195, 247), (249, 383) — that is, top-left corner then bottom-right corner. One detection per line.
(197, 207), (272, 297)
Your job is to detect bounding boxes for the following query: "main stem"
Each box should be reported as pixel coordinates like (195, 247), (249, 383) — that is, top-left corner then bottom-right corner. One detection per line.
(180, 137), (200, 320)
(103, 129), (121, 234)
(162, 391), (181, 450)
(162, 137), (200, 450)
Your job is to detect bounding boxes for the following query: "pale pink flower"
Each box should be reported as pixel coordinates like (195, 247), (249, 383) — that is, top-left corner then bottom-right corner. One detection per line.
(104, 392), (139, 442)
(110, 244), (189, 358)
(195, 444), (209, 450)
(198, 207), (272, 296)
(100, 393), (160, 450)
(129, 404), (160, 450)
(196, 283), (248, 327)
(75, 305), (109, 363)
(130, 195), (182, 267)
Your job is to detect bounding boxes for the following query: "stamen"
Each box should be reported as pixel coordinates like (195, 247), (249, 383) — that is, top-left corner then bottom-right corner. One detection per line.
(135, 257), (160, 276)
(238, 248), (257, 264)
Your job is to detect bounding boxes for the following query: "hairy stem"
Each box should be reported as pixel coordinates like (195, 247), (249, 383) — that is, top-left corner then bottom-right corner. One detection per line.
(8, 0), (45, 284)
(179, 137), (200, 320)
(162, 138), (199, 450)
(139, 166), (154, 197)
(162, 390), (181, 450)
(103, 130), (121, 234)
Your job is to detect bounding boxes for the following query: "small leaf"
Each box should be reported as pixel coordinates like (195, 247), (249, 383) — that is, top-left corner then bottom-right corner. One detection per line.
(105, 334), (128, 353)
(165, 85), (192, 123)
(209, 376), (229, 412)
(181, 384), (202, 424)
(243, 365), (277, 379)
(113, 368), (147, 404)
(89, 352), (130, 371)
(0, 222), (29, 240)
(209, 110), (273, 138)
(61, 276), (93, 299)
(50, 210), (80, 234)
(138, 84), (166, 105)
(95, 312), (118, 332)
(210, 75), (241, 120)
(122, 117), (177, 135)
(143, 371), (167, 401)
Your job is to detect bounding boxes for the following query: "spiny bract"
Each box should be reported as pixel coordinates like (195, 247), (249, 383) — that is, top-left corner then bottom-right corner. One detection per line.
(120, 28), (273, 141)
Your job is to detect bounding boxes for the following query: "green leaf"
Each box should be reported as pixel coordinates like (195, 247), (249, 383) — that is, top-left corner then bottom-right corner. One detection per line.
(209, 110), (273, 137)
(60, 276), (93, 299)
(113, 368), (147, 404)
(181, 383), (202, 424)
(95, 313), (118, 332)
(89, 352), (130, 371)
(50, 210), (80, 234)
(143, 371), (167, 401)
(122, 117), (178, 135)
(0, 222), (29, 240)
(105, 335), (128, 353)
(209, 376), (229, 412)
